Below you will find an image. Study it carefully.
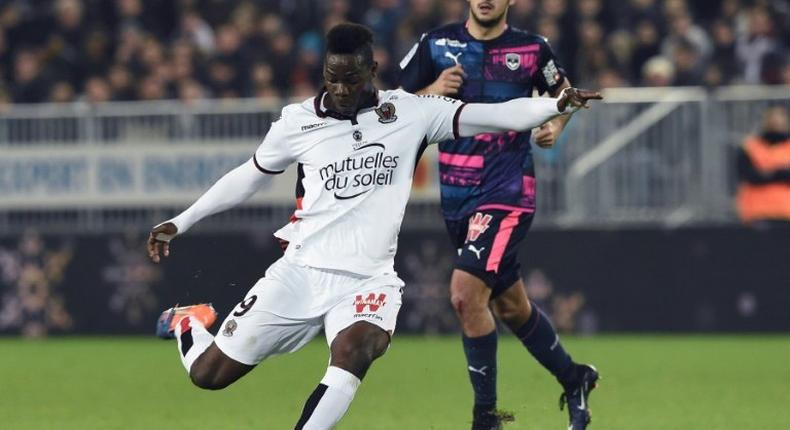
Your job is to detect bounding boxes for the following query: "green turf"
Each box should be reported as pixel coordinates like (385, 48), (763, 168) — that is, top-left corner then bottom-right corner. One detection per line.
(1, 335), (789, 429)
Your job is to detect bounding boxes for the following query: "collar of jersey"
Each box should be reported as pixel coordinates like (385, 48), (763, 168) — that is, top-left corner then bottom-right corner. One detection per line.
(463, 20), (511, 44)
(313, 87), (379, 123)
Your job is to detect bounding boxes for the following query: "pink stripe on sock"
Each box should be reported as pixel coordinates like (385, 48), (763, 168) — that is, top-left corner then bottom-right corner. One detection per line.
(486, 211), (521, 272)
(438, 153), (484, 168)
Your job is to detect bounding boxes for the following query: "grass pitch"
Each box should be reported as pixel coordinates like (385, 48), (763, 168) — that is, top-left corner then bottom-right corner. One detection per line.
(1, 335), (788, 429)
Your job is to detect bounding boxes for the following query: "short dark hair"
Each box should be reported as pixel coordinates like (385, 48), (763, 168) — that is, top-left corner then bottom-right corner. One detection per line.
(325, 23), (374, 65)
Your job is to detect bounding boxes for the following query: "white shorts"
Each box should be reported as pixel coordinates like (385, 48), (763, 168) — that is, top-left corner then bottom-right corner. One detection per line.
(214, 257), (404, 366)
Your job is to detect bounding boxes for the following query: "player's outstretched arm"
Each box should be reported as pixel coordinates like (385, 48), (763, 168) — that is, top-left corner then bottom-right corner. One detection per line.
(456, 87), (602, 137)
(147, 158), (273, 263)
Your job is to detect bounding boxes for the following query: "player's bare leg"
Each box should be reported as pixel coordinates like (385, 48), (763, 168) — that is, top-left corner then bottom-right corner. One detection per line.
(187, 343), (254, 389)
(328, 321), (390, 378)
(165, 310), (254, 390)
(294, 321), (390, 429)
(490, 280), (530, 329)
(450, 269), (507, 429)
(451, 269), (496, 336)
(492, 281), (599, 429)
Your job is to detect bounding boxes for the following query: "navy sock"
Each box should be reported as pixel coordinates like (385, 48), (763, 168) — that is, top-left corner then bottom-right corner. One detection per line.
(462, 330), (498, 413)
(516, 301), (577, 387)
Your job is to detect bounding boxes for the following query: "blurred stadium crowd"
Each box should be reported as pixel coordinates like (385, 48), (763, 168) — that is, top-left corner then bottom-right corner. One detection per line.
(0, 0), (787, 106)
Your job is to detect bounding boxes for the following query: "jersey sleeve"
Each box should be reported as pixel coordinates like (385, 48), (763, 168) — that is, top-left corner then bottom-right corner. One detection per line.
(253, 113), (295, 174)
(415, 94), (466, 144)
(534, 39), (568, 95)
(398, 33), (436, 93)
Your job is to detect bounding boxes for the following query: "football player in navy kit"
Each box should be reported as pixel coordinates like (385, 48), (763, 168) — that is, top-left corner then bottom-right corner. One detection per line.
(400, 1), (599, 429)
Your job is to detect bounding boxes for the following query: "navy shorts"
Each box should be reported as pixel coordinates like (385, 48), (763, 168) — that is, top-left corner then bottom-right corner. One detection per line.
(445, 210), (533, 298)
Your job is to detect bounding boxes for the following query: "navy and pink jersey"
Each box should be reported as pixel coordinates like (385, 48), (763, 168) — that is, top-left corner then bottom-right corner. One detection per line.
(399, 23), (567, 221)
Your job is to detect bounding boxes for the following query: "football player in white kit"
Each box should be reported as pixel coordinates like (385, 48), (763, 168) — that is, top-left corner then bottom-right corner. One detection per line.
(146, 23), (601, 429)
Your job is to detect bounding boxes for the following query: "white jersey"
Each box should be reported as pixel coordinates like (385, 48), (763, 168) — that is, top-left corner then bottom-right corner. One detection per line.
(256, 89), (464, 276)
(164, 88), (563, 276)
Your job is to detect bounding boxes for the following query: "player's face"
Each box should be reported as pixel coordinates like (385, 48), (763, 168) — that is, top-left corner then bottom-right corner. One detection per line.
(468, 0), (514, 27)
(323, 53), (377, 116)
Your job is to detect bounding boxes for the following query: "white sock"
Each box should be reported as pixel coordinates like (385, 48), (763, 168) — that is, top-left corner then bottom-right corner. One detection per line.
(296, 366), (361, 430)
(174, 316), (213, 373)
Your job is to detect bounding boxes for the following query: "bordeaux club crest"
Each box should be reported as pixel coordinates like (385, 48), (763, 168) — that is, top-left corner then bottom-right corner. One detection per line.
(505, 53), (521, 71)
(375, 102), (398, 124)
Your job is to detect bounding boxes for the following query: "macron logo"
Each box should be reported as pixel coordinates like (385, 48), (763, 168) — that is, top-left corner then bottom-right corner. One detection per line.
(301, 122), (327, 132)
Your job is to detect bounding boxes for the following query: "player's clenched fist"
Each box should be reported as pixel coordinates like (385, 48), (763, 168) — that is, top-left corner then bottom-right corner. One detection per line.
(556, 87), (603, 113)
(421, 64), (466, 96)
(147, 221), (178, 263)
(533, 121), (561, 149)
